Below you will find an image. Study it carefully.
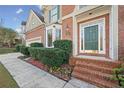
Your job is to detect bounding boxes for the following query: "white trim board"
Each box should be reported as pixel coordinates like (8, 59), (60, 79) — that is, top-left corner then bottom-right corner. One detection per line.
(109, 6), (118, 60)
(79, 18), (106, 54)
(45, 24), (62, 48)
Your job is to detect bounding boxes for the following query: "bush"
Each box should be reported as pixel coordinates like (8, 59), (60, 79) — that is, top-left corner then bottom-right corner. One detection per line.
(112, 65), (124, 88)
(29, 47), (67, 67)
(15, 44), (24, 52)
(53, 40), (72, 55)
(30, 42), (43, 47)
(20, 46), (30, 56)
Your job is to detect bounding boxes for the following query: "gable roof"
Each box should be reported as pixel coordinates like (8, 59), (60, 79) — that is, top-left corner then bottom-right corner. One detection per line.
(26, 9), (45, 31)
(32, 10), (45, 23)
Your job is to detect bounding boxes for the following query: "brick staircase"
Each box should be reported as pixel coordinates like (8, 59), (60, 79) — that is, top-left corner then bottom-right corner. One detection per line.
(70, 57), (121, 88)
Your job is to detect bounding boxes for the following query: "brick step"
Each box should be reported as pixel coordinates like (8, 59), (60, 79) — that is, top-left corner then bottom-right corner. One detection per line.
(70, 57), (121, 68)
(76, 61), (113, 74)
(73, 66), (114, 81)
(72, 71), (119, 88)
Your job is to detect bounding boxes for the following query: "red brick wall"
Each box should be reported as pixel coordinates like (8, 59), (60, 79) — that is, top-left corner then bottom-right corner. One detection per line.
(118, 5), (124, 58)
(62, 5), (75, 17)
(25, 25), (45, 43)
(62, 17), (73, 40)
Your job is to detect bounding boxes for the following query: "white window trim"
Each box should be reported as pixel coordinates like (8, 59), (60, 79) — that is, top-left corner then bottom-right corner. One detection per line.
(50, 5), (59, 23)
(46, 29), (54, 48)
(46, 25), (62, 48)
(79, 18), (106, 54)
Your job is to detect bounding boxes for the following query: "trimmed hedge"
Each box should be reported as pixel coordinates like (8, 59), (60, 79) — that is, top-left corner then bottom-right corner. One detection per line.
(29, 47), (67, 67)
(20, 46), (30, 56)
(53, 40), (72, 55)
(30, 42), (43, 47)
(15, 44), (24, 52)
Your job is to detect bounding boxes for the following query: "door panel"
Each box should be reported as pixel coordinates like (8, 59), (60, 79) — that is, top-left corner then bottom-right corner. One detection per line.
(84, 25), (98, 50)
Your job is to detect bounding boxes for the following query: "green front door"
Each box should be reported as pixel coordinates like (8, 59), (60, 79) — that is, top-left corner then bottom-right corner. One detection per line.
(84, 25), (98, 50)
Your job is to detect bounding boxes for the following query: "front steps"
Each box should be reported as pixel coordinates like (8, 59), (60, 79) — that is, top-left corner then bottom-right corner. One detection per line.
(70, 57), (121, 88)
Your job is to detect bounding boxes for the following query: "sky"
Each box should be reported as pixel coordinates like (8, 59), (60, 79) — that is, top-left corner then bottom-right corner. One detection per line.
(0, 5), (42, 33)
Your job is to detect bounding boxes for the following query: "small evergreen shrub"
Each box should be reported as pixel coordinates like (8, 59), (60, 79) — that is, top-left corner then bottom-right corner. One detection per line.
(15, 44), (24, 52)
(53, 40), (72, 63)
(20, 46), (30, 56)
(29, 47), (67, 67)
(30, 42), (43, 47)
(112, 64), (124, 87)
(53, 40), (72, 55)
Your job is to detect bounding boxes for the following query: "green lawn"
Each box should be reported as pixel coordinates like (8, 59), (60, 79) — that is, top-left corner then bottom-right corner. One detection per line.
(0, 63), (19, 88)
(0, 48), (16, 54)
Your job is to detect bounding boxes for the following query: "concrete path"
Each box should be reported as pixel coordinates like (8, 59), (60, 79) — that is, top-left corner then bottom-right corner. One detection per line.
(0, 53), (97, 88)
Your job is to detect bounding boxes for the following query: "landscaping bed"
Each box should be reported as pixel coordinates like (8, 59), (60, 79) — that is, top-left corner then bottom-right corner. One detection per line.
(0, 63), (19, 88)
(17, 40), (73, 81)
(19, 57), (73, 81)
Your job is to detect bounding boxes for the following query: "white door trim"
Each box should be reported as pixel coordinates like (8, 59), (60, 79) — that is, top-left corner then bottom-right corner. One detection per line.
(79, 18), (106, 54)
(109, 5), (118, 60)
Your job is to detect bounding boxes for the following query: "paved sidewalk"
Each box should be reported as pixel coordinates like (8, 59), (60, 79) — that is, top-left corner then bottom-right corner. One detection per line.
(0, 53), (97, 88)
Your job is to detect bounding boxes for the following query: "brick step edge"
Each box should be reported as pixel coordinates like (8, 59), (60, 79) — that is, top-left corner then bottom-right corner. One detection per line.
(76, 62), (113, 74)
(73, 67), (114, 81)
(72, 72), (119, 88)
(76, 60), (120, 68)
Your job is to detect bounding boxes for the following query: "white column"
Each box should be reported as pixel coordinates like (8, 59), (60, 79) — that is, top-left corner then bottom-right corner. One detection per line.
(109, 5), (118, 60)
(73, 16), (78, 56)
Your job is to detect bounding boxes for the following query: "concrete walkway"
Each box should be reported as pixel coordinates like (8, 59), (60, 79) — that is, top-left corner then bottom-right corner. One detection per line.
(0, 53), (97, 88)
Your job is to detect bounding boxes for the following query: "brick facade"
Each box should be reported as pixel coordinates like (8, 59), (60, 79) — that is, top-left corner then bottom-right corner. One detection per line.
(25, 25), (45, 43)
(118, 5), (124, 59)
(62, 5), (75, 17)
(62, 17), (73, 40)
(25, 5), (124, 61)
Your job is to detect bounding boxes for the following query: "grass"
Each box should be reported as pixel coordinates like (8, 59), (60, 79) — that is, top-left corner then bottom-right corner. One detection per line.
(0, 63), (19, 88)
(0, 48), (16, 54)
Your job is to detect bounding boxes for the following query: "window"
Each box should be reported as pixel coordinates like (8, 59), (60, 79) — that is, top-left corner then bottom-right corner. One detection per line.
(49, 5), (59, 23)
(47, 29), (53, 47)
(80, 18), (105, 54)
(55, 28), (61, 40)
(46, 27), (61, 47)
(78, 5), (87, 10)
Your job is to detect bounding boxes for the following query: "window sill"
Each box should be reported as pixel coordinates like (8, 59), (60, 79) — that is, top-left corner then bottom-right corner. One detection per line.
(75, 54), (112, 62)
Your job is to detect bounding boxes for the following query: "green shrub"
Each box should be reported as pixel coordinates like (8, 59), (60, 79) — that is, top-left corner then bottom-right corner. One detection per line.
(53, 40), (72, 55)
(15, 44), (24, 52)
(20, 46), (30, 56)
(30, 42), (43, 47)
(112, 65), (124, 87)
(28, 47), (40, 59)
(29, 47), (67, 67)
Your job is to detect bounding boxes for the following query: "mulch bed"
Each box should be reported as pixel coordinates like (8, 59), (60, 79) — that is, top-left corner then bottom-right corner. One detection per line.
(19, 57), (73, 81)
(18, 56), (28, 60)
